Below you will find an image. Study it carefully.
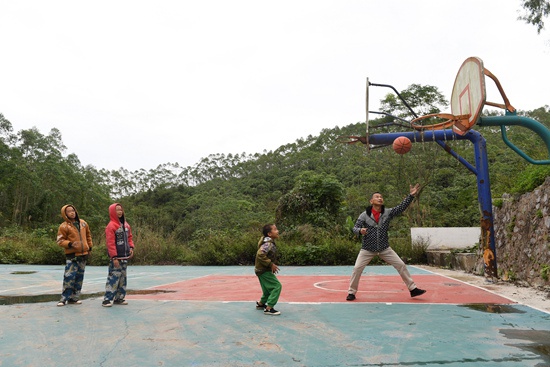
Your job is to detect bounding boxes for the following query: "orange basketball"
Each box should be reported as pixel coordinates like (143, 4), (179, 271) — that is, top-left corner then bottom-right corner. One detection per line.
(392, 136), (412, 155)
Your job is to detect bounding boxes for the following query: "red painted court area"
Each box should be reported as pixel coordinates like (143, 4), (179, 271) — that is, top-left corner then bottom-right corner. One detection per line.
(130, 274), (514, 304)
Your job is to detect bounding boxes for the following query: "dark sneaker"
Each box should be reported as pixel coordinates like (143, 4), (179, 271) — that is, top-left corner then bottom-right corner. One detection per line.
(264, 308), (281, 316)
(256, 301), (266, 310)
(346, 294), (356, 301)
(410, 288), (427, 297)
(102, 300), (112, 307)
(67, 299), (82, 305)
(57, 300), (66, 307)
(113, 299), (128, 305)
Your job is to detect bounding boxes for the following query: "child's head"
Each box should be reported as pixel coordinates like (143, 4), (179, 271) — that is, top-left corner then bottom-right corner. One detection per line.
(64, 205), (76, 220)
(262, 224), (279, 239)
(115, 204), (124, 218)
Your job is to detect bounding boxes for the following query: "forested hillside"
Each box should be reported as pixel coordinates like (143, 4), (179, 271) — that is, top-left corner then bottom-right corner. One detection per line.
(1, 98), (550, 266)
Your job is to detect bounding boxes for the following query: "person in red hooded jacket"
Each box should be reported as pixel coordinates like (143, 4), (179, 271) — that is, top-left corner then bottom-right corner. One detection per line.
(56, 204), (93, 306)
(102, 203), (135, 307)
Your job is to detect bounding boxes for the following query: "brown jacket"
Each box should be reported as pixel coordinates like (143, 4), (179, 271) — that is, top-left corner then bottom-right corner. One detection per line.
(56, 205), (93, 257)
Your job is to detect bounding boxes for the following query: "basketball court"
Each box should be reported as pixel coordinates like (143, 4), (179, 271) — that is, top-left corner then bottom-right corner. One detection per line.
(1, 264), (549, 367)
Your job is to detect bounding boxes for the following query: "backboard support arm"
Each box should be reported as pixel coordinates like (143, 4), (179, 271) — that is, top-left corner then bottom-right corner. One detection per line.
(478, 113), (550, 165)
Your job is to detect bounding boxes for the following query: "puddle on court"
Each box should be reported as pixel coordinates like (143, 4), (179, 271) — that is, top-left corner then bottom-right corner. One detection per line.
(0, 289), (175, 306)
(460, 303), (526, 314)
(500, 329), (550, 365)
(10, 271), (38, 275)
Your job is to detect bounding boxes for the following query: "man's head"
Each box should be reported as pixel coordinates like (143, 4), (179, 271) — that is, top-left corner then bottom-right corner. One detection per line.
(370, 192), (384, 207)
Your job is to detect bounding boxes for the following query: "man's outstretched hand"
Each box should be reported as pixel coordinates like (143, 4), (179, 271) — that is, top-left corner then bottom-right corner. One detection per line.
(410, 183), (421, 197)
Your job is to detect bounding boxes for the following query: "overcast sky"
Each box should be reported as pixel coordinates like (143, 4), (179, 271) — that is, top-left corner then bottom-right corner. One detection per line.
(1, 0), (549, 171)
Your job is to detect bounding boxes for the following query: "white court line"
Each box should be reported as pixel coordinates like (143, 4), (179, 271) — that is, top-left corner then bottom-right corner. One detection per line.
(138, 273), (214, 290)
(214, 300), (465, 306)
(127, 271), (175, 281)
(0, 272), (193, 295)
(410, 265), (550, 315)
(313, 279), (401, 293)
(0, 284), (59, 294)
(87, 271), (173, 282)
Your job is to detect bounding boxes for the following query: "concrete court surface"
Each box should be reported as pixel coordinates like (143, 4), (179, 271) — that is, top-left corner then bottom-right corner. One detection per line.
(0, 264), (549, 367)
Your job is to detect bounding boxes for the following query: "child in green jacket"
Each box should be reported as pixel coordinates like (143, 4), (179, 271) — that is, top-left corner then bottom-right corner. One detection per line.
(254, 224), (282, 315)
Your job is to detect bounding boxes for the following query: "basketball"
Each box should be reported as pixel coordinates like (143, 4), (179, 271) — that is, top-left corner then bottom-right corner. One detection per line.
(392, 136), (412, 155)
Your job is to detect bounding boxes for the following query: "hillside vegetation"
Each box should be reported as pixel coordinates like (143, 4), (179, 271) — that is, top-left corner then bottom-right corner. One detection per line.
(1, 90), (549, 266)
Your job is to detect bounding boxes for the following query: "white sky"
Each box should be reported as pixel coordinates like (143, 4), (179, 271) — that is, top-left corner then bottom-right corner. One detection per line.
(1, 0), (549, 171)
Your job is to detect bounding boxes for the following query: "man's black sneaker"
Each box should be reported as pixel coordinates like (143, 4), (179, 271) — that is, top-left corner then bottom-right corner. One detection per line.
(346, 294), (356, 301)
(264, 308), (281, 315)
(113, 299), (128, 305)
(256, 301), (266, 310)
(410, 288), (427, 297)
(102, 300), (112, 307)
(67, 299), (82, 305)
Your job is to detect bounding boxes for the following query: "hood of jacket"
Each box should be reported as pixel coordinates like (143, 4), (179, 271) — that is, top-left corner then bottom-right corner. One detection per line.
(366, 205), (385, 217)
(108, 202), (125, 229)
(57, 204), (92, 257)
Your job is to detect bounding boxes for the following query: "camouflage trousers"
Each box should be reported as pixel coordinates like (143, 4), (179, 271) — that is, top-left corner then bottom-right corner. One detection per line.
(61, 257), (86, 302)
(103, 260), (128, 302)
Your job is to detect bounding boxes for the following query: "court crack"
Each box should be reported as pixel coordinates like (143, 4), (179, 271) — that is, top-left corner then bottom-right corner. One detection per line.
(99, 319), (131, 367)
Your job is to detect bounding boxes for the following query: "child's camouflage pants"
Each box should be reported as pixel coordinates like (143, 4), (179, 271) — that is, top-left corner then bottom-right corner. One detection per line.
(103, 260), (128, 302)
(61, 257), (86, 301)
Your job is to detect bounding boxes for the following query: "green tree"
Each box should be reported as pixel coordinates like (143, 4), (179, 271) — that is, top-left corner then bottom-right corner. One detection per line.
(276, 171), (345, 230)
(0, 119), (111, 228)
(379, 84), (448, 120)
(519, 0), (550, 33)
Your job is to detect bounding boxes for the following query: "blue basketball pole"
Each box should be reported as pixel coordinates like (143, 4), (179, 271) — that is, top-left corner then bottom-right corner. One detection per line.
(368, 129), (497, 278)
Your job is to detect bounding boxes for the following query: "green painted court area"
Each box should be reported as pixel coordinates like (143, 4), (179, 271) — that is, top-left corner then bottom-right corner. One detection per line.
(1, 265), (549, 367)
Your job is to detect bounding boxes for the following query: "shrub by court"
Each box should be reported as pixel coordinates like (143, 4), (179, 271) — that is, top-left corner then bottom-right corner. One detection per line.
(0, 225), (428, 267)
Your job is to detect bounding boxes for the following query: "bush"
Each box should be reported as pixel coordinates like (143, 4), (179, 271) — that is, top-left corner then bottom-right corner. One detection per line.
(541, 264), (550, 281)
(185, 228), (258, 265)
(393, 236), (429, 264)
(511, 165), (550, 194)
(0, 226), (64, 264)
(130, 226), (186, 265)
(279, 238), (359, 266)
(276, 225), (356, 265)
(33, 240), (65, 265)
(0, 224), (429, 267)
(0, 238), (27, 264)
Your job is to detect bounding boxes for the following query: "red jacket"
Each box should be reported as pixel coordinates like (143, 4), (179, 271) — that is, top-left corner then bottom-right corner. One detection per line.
(56, 205), (93, 257)
(105, 203), (135, 259)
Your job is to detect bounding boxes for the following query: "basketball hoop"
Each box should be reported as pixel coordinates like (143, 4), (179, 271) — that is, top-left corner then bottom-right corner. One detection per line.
(410, 113), (471, 132)
(410, 57), (517, 135)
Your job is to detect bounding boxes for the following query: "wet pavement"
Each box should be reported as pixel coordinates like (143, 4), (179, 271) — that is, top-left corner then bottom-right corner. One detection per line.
(1, 265), (549, 367)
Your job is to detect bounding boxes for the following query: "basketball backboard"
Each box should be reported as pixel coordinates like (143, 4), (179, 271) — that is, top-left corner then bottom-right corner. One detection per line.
(450, 57), (486, 135)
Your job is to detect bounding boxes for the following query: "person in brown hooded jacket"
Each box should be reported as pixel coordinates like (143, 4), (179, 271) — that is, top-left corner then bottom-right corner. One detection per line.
(56, 204), (93, 306)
